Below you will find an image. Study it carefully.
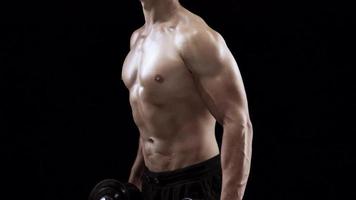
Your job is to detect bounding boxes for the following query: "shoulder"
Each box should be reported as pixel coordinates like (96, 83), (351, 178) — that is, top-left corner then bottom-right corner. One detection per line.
(175, 12), (226, 57)
(176, 24), (227, 65)
(129, 26), (144, 49)
(175, 17), (233, 74)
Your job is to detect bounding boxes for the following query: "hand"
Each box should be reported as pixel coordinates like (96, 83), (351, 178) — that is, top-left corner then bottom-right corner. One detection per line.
(128, 177), (142, 191)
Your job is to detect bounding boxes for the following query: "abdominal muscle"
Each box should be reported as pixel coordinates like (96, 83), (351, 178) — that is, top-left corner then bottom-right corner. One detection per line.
(134, 102), (220, 172)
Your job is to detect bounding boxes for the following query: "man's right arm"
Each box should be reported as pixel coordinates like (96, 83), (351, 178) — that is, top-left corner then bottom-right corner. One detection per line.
(127, 28), (144, 190)
(128, 138), (145, 190)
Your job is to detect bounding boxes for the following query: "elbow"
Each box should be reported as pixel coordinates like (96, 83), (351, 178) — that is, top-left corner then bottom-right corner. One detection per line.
(236, 118), (252, 131)
(246, 120), (253, 139)
(222, 113), (253, 135)
(240, 119), (253, 136)
(246, 119), (253, 132)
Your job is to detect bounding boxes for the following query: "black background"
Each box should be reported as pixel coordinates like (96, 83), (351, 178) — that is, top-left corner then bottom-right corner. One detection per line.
(1, 0), (355, 199)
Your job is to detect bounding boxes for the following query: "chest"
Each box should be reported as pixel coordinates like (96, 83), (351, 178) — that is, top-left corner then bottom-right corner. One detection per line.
(121, 32), (194, 102)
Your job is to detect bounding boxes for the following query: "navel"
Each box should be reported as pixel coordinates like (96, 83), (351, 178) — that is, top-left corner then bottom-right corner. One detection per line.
(168, 26), (175, 32)
(154, 74), (164, 83)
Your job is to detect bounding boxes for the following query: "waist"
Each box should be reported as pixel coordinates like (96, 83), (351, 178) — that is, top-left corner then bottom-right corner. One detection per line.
(142, 154), (221, 186)
(141, 136), (220, 172)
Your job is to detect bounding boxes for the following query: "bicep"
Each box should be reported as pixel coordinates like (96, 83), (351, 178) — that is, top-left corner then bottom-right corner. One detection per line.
(182, 32), (250, 125)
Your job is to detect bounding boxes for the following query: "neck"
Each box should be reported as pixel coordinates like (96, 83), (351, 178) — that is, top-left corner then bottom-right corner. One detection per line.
(140, 0), (180, 26)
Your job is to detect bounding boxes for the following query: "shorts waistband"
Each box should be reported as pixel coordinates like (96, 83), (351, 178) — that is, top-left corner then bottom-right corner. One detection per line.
(142, 154), (221, 186)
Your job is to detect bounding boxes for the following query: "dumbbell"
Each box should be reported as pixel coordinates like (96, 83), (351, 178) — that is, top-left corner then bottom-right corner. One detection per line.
(89, 179), (143, 200)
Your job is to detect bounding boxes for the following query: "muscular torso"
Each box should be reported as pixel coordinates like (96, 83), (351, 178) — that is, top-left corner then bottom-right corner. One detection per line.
(121, 9), (219, 172)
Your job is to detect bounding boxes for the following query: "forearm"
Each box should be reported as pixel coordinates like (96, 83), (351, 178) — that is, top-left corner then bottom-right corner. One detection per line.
(220, 121), (253, 200)
(128, 139), (145, 190)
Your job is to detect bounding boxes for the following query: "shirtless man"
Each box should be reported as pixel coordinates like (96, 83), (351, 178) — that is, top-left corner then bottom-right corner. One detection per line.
(121, 0), (253, 199)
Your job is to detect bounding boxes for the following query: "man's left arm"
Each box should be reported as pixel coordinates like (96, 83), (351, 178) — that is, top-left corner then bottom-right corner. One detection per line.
(179, 29), (253, 200)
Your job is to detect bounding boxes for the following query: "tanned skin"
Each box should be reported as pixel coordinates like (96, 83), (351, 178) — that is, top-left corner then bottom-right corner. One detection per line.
(121, 0), (253, 199)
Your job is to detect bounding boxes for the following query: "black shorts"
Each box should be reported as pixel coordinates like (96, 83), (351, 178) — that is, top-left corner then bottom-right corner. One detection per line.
(141, 154), (222, 200)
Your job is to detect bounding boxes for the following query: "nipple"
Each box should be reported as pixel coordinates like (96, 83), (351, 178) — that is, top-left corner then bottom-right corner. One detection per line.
(148, 137), (154, 143)
(154, 74), (164, 83)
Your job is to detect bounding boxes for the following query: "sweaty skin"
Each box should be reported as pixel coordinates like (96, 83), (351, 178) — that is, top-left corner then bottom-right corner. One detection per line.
(122, 0), (253, 199)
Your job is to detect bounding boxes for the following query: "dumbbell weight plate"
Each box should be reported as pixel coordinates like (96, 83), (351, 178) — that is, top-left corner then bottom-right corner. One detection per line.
(89, 179), (142, 200)
(89, 179), (126, 200)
